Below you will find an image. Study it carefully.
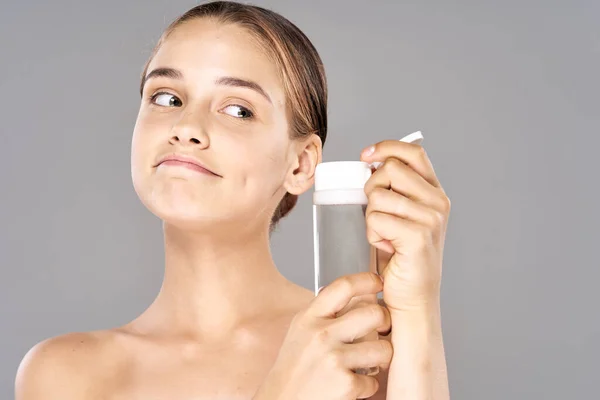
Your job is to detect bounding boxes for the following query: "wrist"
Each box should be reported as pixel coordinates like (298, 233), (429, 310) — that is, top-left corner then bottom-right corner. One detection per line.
(389, 301), (443, 340)
(385, 301), (450, 400)
(386, 294), (441, 315)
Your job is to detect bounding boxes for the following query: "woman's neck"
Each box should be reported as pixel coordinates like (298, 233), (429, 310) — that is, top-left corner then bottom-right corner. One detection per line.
(129, 221), (306, 340)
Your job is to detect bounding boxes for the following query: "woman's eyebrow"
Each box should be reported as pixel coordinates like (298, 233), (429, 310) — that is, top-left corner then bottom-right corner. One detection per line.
(215, 76), (272, 104)
(140, 67), (272, 105)
(140, 67), (183, 95)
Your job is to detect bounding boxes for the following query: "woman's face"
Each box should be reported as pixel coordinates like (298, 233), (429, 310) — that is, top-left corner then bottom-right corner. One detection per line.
(131, 19), (301, 230)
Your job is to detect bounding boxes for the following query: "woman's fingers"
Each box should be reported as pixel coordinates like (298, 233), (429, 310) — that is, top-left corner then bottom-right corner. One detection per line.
(361, 140), (441, 188)
(309, 272), (383, 318)
(352, 373), (381, 399)
(341, 339), (394, 371)
(365, 157), (448, 213)
(365, 186), (443, 228)
(330, 303), (391, 343)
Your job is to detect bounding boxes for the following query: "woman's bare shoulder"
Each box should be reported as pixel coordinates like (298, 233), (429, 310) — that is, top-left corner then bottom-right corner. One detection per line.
(15, 329), (128, 399)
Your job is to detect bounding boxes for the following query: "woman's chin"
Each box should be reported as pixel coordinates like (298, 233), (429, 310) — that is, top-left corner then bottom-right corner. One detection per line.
(139, 192), (223, 230)
(147, 201), (266, 236)
(134, 183), (269, 233)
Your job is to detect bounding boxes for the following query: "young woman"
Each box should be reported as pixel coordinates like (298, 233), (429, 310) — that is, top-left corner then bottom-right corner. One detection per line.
(16, 2), (451, 399)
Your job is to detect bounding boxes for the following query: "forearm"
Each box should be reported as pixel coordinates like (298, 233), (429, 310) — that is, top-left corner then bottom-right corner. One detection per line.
(386, 303), (450, 400)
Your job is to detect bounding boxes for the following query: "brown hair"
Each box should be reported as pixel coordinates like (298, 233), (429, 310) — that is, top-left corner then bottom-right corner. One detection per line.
(140, 1), (328, 231)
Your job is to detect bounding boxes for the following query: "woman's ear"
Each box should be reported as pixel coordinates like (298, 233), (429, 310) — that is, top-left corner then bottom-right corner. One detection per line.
(284, 134), (322, 196)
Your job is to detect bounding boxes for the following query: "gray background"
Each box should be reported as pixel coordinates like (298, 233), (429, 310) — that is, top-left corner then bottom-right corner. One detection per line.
(1, 0), (598, 398)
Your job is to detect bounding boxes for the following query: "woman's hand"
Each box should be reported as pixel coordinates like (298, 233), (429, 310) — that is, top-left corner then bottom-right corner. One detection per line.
(360, 140), (451, 312)
(253, 272), (393, 400)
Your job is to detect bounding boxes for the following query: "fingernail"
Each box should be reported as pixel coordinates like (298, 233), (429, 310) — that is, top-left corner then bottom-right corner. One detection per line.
(378, 274), (384, 283)
(362, 145), (375, 157)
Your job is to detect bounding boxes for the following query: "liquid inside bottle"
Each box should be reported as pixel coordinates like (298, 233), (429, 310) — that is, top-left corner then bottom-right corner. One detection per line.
(313, 201), (380, 376)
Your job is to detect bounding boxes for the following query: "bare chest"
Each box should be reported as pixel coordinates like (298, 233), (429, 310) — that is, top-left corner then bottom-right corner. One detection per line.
(104, 335), (284, 400)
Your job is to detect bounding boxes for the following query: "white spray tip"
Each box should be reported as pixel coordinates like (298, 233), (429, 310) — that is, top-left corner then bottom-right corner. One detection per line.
(370, 131), (424, 169)
(399, 130), (424, 145)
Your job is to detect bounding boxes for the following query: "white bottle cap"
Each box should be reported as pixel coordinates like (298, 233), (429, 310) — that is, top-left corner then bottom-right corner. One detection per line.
(314, 161), (372, 192)
(313, 131), (425, 192)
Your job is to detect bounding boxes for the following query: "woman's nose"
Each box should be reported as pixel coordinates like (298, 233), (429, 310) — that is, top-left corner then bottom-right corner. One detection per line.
(169, 112), (210, 148)
(169, 132), (207, 147)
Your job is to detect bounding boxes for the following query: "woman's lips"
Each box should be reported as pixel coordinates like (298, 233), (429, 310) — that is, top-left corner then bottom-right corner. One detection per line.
(155, 154), (220, 177)
(159, 159), (216, 175)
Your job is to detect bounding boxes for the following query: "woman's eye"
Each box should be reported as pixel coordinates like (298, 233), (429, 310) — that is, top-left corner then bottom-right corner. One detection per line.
(151, 93), (182, 107)
(222, 105), (254, 119)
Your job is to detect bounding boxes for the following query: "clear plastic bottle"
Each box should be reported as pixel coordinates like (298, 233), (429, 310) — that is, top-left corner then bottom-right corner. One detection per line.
(313, 161), (380, 376)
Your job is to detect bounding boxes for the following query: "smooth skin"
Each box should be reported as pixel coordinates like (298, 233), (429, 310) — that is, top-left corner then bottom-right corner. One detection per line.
(15, 18), (450, 400)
